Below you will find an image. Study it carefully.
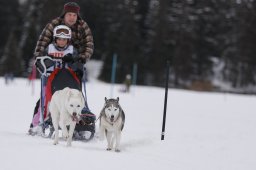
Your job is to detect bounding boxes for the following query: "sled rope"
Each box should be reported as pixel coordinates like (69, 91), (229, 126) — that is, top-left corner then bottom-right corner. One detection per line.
(94, 114), (102, 123)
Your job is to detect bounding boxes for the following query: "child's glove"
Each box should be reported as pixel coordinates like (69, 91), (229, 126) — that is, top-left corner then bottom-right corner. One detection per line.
(62, 53), (74, 63)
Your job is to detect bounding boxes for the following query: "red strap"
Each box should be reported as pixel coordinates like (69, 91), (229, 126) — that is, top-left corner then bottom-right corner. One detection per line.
(44, 68), (60, 119)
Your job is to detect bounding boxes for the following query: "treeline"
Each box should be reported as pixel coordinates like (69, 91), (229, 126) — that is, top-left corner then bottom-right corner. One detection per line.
(1, 0), (256, 93)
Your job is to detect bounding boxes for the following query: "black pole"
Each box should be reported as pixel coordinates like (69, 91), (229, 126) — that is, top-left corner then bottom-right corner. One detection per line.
(161, 60), (170, 140)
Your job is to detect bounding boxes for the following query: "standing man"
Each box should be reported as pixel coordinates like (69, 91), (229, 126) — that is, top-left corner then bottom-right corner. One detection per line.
(34, 2), (94, 63)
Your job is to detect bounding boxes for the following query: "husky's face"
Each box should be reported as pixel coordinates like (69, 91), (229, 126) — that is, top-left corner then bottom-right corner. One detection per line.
(104, 104), (120, 123)
(66, 90), (85, 120)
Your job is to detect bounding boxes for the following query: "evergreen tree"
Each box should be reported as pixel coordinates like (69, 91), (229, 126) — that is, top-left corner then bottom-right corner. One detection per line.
(0, 31), (24, 76)
(0, 0), (22, 76)
(19, 0), (64, 75)
(231, 1), (256, 87)
(116, 0), (143, 82)
(144, 0), (171, 86)
(98, 0), (143, 83)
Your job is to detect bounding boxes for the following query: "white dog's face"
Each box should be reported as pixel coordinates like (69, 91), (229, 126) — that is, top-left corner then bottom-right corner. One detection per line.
(105, 105), (120, 122)
(65, 89), (85, 120)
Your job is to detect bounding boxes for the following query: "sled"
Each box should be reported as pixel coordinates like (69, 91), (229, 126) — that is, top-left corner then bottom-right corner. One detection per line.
(31, 56), (95, 141)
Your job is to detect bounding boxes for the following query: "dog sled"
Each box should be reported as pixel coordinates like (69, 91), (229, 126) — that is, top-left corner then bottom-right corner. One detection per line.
(29, 56), (95, 141)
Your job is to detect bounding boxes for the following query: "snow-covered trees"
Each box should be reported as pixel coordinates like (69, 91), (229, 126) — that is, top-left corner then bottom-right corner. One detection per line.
(1, 0), (256, 93)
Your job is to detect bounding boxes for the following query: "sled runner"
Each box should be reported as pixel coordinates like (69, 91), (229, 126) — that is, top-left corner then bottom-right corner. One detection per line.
(30, 56), (95, 141)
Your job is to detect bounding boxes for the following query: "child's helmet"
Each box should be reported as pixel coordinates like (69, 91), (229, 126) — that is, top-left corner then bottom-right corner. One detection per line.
(53, 25), (71, 51)
(53, 25), (71, 39)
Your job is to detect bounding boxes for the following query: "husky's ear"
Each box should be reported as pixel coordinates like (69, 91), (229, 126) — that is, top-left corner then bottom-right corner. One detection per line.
(105, 97), (107, 102)
(117, 97), (119, 102)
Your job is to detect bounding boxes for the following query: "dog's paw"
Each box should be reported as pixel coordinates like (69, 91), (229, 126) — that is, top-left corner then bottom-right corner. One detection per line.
(62, 133), (69, 139)
(115, 149), (121, 152)
(106, 148), (112, 151)
(53, 141), (58, 145)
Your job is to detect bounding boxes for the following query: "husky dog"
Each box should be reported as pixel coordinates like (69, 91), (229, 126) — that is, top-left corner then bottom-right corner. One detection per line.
(99, 97), (125, 152)
(49, 87), (85, 146)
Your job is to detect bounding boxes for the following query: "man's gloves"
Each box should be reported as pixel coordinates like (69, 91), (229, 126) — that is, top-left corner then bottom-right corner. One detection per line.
(77, 54), (87, 64)
(77, 58), (86, 64)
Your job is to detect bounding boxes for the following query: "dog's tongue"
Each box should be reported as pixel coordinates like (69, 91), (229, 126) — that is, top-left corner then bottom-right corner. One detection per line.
(72, 116), (79, 123)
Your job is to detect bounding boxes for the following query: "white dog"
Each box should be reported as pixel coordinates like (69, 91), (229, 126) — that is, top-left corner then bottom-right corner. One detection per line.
(49, 87), (85, 146)
(99, 97), (125, 152)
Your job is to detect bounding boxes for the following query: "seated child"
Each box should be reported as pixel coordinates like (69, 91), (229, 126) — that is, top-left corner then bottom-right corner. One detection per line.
(35, 25), (78, 75)
(28, 25), (82, 135)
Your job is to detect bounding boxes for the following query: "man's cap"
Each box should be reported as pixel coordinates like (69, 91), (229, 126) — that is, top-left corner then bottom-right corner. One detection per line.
(60, 2), (81, 19)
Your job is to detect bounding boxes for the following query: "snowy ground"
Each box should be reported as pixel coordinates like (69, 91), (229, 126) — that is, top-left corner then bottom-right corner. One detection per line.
(0, 74), (256, 170)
